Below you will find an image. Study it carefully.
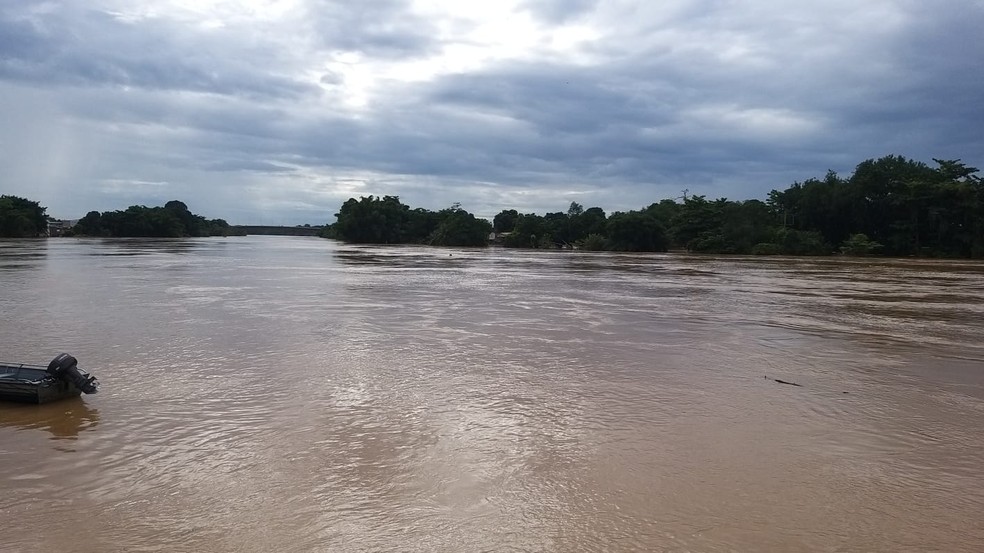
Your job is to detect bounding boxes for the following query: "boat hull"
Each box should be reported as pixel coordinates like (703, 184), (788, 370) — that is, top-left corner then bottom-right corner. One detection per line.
(0, 364), (84, 404)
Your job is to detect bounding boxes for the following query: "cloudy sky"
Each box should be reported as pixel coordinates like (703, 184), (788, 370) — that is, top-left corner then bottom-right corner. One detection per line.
(1, 0), (982, 224)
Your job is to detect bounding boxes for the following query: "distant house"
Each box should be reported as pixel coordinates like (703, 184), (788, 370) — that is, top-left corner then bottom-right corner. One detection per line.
(488, 231), (512, 244)
(47, 219), (77, 237)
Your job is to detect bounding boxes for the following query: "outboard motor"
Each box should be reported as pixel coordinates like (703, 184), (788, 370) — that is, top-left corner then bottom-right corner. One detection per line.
(47, 353), (99, 394)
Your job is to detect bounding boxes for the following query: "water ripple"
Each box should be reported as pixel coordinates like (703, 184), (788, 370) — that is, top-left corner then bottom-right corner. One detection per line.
(2, 239), (983, 552)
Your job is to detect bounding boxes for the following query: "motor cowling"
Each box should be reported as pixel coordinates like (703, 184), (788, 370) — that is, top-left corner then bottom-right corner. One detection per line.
(47, 353), (99, 394)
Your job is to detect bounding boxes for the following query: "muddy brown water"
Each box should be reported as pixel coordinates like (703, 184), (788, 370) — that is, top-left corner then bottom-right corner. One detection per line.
(2, 236), (983, 552)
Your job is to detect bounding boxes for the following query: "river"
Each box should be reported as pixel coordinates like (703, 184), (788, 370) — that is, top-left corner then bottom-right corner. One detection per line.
(2, 236), (983, 552)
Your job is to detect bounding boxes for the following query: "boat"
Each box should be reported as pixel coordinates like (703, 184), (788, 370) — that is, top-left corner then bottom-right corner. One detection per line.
(0, 354), (99, 404)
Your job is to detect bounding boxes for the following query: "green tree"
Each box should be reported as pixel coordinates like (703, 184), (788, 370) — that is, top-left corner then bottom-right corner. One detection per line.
(492, 209), (519, 233)
(72, 202), (230, 237)
(0, 195), (48, 237)
(542, 211), (572, 247)
(846, 155), (940, 254)
(74, 211), (105, 236)
(568, 206), (607, 243)
(329, 196), (490, 246)
(577, 233), (608, 251)
(644, 199), (680, 223)
(333, 195), (411, 243)
(606, 211), (668, 252)
(503, 213), (546, 248)
(718, 200), (777, 253)
(840, 233), (883, 256)
(406, 208), (442, 242)
(428, 205), (492, 246)
(668, 196), (723, 250)
(164, 200), (206, 236)
(775, 228), (830, 255)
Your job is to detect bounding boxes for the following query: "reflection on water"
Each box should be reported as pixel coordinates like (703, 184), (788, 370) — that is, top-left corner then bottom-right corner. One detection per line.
(0, 398), (100, 439)
(85, 237), (214, 256)
(335, 245), (474, 269)
(1, 237), (983, 552)
(0, 238), (48, 270)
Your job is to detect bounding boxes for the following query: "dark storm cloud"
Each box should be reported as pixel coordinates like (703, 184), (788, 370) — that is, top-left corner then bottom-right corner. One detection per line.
(393, 61), (806, 193)
(0, 0), (981, 223)
(425, 66), (674, 135)
(0, 15), (56, 59)
(0, 6), (316, 100)
(861, 4), (984, 148)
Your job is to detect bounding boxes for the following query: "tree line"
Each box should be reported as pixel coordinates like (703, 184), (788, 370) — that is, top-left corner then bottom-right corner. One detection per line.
(321, 196), (493, 247)
(0, 197), (240, 238)
(325, 155), (982, 258)
(72, 201), (241, 237)
(4, 154), (981, 256)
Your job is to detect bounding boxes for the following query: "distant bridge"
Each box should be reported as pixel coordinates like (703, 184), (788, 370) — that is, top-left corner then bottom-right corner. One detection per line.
(233, 225), (324, 236)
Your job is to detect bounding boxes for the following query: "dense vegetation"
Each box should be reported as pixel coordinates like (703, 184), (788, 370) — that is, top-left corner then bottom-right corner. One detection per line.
(0, 195), (48, 237)
(763, 157), (982, 257)
(5, 154), (981, 258)
(322, 196), (492, 247)
(325, 155), (982, 258)
(73, 200), (240, 237)
(499, 155), (982, 257)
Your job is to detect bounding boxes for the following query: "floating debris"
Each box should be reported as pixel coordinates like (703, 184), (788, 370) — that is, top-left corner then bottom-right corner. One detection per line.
(765, 375), (802, 387)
